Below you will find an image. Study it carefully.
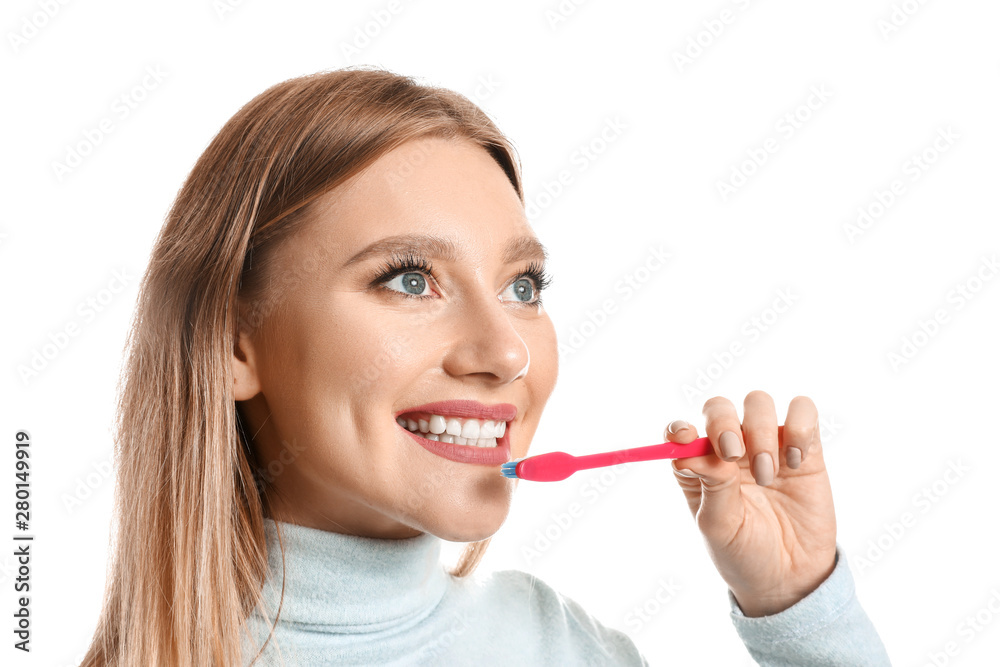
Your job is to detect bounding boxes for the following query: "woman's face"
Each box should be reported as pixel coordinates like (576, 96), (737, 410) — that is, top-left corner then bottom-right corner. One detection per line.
(234, 137), (559, 542)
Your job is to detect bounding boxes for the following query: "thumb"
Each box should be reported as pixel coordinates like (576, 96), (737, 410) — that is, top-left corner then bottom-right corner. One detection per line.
(668, 425), (745, 540)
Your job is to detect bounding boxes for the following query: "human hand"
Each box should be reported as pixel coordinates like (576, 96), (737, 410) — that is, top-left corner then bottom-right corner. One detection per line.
(666, 391), (837, 617)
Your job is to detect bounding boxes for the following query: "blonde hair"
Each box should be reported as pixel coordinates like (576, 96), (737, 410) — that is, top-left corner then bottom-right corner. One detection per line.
(81, 67), (523, 666)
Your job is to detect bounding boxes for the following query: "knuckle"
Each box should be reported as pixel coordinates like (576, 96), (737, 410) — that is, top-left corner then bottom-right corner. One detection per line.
(742, 424), (777, 446)
(784, 423), (814, 443)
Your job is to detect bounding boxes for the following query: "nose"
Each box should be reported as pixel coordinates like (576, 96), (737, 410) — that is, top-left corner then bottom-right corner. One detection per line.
(440, 291), (530, 384)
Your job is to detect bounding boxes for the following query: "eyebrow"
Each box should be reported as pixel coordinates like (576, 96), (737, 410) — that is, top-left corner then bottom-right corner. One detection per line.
(342, 233), (549, 267)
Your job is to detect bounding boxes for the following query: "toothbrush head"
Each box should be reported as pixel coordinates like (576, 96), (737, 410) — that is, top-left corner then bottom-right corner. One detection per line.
(500, 459), (522, 479)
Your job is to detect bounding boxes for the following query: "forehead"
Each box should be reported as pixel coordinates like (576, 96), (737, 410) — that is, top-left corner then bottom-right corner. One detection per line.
(304, 137), (533, 262)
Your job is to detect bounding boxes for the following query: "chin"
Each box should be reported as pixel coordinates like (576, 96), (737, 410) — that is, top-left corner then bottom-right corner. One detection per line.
(409, 495), (511, 543)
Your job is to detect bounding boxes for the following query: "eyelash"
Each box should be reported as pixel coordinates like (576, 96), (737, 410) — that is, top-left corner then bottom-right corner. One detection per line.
(371, 252), (553, 307)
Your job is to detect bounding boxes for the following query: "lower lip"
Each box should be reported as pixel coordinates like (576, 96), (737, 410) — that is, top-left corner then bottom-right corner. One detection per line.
(400, 423), (511, 466)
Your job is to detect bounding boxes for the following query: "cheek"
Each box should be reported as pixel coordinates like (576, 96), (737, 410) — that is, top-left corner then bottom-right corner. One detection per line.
(271, 300), (400, 384)
(526, 314), (559, 399)
(262, 301), (437, 435)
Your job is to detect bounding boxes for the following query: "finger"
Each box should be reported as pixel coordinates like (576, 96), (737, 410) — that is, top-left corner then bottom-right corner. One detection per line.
(742, 390), (779, 487)
(667, 422), (709, 480)
(663, 419), (697, 443)
(670, 448), (740, 528)
(702, 396), (745, 462)
(666, 422), (705, 517)
(667, 421), (702, 477)
(783, 395), (819, 469)
(671, 461), (704, 518)
(672, 451), (744, 541)
(677, 397), (746, 538)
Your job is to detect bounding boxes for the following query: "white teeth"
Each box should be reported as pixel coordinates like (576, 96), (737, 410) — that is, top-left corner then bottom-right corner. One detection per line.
(429, 415), (447, 434)
(460, 420), (480, 440)
(399, 412), (509, 448)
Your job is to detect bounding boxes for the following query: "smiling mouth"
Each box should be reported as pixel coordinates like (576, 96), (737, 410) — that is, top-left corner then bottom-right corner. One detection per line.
(395, 412), (507, 448)
(394, 401), (517, 466)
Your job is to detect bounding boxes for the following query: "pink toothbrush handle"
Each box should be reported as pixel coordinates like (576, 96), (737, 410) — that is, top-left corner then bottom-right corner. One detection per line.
(510, 436), (714, 482)
(572, 436), (714, 471)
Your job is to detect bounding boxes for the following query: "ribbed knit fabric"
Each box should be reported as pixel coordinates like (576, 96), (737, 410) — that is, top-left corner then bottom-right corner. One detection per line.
(242, 519), (890, 666)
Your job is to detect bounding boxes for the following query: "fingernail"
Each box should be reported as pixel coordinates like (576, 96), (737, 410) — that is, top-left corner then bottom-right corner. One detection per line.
(674, 467), (701, 478)
(719, 430), (744, 461)
(753, 452), (774, 486)
(666, 420), (690, 436)
(786, 446), (802, 469)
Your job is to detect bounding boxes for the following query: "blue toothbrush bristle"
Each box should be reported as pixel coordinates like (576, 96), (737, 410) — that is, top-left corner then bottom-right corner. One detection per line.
(500, 461), (520, 479)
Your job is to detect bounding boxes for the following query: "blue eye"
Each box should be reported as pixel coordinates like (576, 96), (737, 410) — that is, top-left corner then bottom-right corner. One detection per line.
(503, 278), (536, 304)
(384, 272), (431, 297)
(372, 253), (552, 307)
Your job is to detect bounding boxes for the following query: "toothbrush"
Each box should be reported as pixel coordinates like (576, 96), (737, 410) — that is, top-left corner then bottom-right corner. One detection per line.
(500, 436), (716, 482)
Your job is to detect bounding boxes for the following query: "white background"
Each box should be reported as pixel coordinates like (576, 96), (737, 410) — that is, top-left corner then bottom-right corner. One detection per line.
(3, 0), (999, 665)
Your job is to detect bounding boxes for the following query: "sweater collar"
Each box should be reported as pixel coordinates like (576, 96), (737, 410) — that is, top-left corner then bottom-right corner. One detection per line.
(257, 518), (450, 631)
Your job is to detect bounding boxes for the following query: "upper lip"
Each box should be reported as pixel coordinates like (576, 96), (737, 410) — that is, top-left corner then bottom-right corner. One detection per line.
(395, 400), (517, 422)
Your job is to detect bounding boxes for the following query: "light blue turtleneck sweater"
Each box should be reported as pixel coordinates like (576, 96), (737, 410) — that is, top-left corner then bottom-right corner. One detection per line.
(243, 519), (891, 665)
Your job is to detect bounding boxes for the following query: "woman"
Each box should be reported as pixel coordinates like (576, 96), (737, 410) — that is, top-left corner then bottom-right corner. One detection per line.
(81, 67), (891, 665)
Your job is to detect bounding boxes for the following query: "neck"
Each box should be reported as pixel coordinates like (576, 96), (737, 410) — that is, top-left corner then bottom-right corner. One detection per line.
(254, 517), (450, 631)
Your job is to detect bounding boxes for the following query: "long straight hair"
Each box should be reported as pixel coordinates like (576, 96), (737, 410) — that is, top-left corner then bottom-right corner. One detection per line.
(81, 67), (523, 667)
